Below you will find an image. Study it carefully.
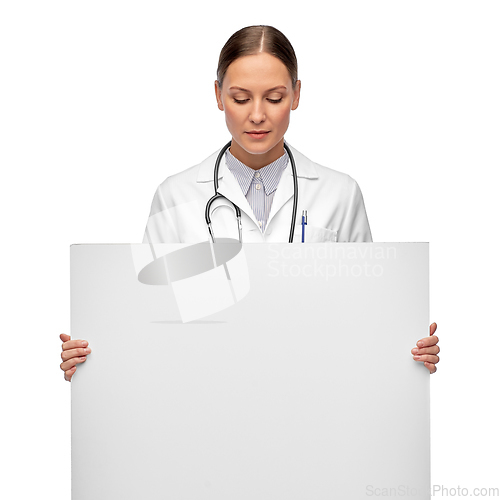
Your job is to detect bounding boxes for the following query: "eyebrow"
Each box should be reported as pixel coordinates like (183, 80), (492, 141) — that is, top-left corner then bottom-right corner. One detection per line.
(228, 85), (287, 92)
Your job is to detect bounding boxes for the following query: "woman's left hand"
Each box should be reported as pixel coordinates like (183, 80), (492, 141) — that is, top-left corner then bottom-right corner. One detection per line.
(411, 322), (439, 374)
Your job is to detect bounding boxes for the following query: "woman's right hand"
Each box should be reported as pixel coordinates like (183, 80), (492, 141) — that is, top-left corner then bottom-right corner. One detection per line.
(60, 333), (91, 382)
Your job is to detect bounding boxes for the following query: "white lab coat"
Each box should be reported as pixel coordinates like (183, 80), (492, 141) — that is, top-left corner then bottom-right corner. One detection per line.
(143, 142), (372, 244)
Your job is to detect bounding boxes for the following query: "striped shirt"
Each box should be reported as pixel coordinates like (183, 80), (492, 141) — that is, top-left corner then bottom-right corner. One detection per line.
(225, 148), (289, 232)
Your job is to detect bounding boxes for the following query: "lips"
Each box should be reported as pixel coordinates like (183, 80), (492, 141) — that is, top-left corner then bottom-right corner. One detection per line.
(245, 131), (270, 139)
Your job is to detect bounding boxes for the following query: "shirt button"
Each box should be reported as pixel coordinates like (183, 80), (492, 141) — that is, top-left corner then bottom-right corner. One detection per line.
(258, 221), (262, 227)
(255, 172), (261, 178)
(256, 184), (261, 190)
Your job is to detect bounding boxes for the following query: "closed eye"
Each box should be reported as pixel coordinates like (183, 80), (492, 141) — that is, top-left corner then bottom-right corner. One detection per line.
(233, 98), (283, 104)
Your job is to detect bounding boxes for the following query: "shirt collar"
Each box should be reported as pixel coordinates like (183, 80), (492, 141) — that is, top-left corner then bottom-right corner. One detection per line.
(195, 141), (319, 183)
(225, 148), (289, 196)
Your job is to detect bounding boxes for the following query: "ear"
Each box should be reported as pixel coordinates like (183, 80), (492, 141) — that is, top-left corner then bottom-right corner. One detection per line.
(291, 80), (301, 111)
(214, 80), (224, 111)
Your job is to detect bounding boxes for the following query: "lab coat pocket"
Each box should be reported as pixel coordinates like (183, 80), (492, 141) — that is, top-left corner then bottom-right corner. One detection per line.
(294, 225), (338, 243)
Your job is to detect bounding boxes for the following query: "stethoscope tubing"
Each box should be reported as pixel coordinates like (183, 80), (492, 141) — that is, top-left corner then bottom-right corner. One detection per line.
(285, 141), (299, 243)
(205, 140), (298, 243)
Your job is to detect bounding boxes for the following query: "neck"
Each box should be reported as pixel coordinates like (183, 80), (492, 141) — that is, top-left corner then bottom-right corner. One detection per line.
(229, 138), (285, 170)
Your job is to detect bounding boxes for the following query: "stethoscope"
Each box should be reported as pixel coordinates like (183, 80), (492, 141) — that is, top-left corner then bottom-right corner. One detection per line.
(204, 140), (299, 243)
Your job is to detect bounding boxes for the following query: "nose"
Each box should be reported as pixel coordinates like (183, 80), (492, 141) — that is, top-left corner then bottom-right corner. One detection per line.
(249, 99), (265, 124)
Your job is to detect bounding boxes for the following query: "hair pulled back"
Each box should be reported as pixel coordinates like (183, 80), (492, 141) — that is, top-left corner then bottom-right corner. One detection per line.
(217, 25), (298, 90)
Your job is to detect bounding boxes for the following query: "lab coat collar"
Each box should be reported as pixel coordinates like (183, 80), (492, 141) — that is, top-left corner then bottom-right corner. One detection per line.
(195, 141), (319, 183)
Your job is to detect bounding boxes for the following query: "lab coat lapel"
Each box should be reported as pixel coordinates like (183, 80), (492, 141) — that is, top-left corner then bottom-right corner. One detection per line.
(216, 153), (260, 229)
(266, 142), (317, 227)
(266, 163), (294, 225)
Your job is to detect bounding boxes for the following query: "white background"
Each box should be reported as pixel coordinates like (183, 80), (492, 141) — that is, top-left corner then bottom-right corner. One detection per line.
(1, 1), (498, 498)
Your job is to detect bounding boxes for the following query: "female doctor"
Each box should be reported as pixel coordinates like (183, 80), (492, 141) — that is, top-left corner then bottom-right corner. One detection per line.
(59, 25), (439, 379)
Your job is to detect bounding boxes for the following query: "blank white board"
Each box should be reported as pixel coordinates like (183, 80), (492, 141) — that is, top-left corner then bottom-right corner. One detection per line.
(71, 243), (430, 499)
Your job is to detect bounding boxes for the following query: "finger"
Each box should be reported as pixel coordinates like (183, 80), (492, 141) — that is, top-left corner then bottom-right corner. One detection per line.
(60, 355), (88, 373)
(424, 361), (437, 374)
(429, 322), (437, 336)
(416, 335), (439, 348)
(62, 339), (89, 351)
(64, 366), (77, 382)
(411, 345), (440, 355)
(60, 333), (71, 342)
(413, 354), (440, 364)
(61, 346), (92, 362)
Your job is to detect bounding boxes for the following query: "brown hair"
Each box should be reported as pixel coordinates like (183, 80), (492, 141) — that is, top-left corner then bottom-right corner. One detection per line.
(216, 25), (298, 90)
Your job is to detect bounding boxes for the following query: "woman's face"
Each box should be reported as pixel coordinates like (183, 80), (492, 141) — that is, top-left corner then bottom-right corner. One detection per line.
(215, 52), (301, 168)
